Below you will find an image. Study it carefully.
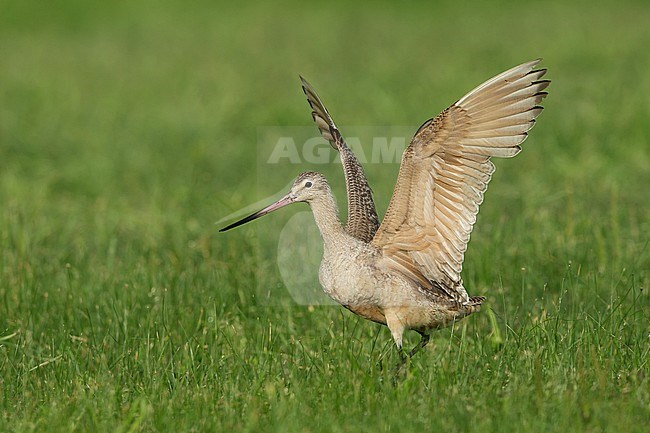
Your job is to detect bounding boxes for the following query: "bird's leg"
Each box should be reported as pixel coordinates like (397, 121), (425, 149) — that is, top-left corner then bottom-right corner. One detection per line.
(385, 311), (408, 379)
(408, 332), (430, 358)
(391, 347), (407, 386)
(395, 346), (407, 368)
(385, 311), (406, 356)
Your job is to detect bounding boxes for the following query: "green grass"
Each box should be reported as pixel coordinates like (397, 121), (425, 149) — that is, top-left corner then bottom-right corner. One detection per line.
(1, 0), (649, 431)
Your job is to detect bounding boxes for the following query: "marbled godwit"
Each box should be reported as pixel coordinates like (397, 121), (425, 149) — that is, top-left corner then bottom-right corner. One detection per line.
(221, 59), (549, 360)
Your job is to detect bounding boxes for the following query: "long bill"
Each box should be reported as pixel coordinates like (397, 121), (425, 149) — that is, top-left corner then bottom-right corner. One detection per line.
(219, 194), (294, 232)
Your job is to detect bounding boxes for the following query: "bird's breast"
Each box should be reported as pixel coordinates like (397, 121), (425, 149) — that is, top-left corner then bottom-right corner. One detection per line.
(318, 242), (381, 308)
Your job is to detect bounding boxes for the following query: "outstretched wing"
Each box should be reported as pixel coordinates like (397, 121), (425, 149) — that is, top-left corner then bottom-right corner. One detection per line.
(300, 76), (380, 243)
(372, 60), (549, 301)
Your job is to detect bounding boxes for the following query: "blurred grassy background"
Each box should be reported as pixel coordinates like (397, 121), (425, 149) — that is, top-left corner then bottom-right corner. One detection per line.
(1, 0), (649, 432)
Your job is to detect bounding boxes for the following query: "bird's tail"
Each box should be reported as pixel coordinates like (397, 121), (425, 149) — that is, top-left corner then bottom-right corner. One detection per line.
(465, 296), (486, 313)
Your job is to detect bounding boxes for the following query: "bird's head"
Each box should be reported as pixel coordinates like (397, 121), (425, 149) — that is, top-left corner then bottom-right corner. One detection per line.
(219, 171), (329, 232)
(288, 171), (330, 203)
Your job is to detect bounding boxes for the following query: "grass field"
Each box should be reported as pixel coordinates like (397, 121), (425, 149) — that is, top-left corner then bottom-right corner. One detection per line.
(1, 0), (649, 431)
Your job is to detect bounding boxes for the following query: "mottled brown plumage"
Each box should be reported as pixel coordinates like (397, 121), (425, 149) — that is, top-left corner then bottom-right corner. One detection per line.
(373, 59), (548, 305)
(221, 60), (549, 360)
(300, 76), (380, 243)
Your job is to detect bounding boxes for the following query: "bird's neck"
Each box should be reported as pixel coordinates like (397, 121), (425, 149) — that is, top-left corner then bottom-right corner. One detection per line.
(309, 193), (347, 247)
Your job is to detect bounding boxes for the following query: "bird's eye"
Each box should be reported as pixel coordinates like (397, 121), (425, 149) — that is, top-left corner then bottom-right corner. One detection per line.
(305, 181), (313, 188)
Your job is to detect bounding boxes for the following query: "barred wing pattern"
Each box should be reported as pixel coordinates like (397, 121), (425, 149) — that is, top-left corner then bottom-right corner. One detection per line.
(372, 60), (549, 301)
(300, 77), (380, 243)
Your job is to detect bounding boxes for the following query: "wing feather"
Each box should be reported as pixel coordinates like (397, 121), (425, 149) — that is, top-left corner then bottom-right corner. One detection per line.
(300, 76), (380, 242)
(372, 60), (549, 302)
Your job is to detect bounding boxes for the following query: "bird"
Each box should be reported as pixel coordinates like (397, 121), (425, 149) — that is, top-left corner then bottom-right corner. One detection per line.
(220, 59), (549, 362)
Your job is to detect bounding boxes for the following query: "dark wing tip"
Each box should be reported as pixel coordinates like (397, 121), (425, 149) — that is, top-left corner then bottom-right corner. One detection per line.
(299, 75), (313, 93)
